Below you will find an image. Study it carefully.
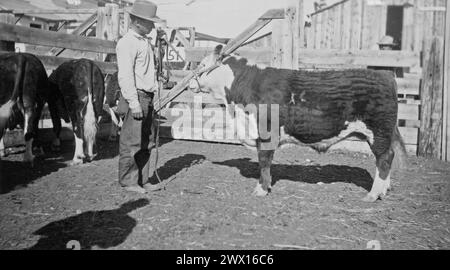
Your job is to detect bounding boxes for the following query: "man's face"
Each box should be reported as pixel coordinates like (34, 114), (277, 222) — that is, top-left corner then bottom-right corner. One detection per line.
(134, 18), (155, 35)
(379, 45), (393, 51)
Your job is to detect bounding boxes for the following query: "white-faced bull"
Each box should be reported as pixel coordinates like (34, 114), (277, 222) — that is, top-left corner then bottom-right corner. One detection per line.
(49, 59), (105, 165)
(190, 45), (407, 202)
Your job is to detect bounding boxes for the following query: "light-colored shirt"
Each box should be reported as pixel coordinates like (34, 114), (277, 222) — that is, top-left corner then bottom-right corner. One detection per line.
(116, 29), (157, 110)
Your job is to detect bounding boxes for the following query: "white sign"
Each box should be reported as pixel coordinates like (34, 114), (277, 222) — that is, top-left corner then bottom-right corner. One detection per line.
(166, 47), (186, 62)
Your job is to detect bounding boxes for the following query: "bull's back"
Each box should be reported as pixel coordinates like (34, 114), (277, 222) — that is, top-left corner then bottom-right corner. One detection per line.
(280, 69), (398, 144)
(0, 53), (48, 103)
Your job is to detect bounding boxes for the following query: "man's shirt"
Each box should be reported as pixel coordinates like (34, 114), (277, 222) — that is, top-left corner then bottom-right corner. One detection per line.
(116, 29), (157, 110)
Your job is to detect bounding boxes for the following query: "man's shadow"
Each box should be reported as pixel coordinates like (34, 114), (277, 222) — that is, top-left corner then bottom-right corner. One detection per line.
(28, 199), (149, 250)
(213, 158), (373, 191)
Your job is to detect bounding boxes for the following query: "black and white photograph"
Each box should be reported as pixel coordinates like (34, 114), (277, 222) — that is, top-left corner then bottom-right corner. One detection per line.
(0, 0), (449, 253)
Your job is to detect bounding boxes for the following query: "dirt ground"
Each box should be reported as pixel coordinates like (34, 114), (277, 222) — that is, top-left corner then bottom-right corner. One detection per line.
(0, 138), (449, 250)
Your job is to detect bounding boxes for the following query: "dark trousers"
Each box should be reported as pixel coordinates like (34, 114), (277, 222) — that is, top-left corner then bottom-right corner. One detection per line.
(118, 91), (156, 187)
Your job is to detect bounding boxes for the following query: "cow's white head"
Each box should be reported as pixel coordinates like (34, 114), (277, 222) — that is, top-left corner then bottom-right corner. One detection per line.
(189, 45), (235, 102)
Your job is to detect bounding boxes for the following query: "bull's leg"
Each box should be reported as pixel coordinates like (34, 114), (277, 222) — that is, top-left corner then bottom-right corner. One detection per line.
(47, 100), (62, 152)
(253, 149), (275, 197)
(22, 107), (36, 165)
(31, 100), (45, 157)
(109, 123), (120, 141)
(364, 138), (394, 202)
(71, 116), (85, 166)
(0, 136), (5, 158)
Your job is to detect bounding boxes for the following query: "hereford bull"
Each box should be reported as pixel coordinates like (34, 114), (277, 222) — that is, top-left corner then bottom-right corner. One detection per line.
(0, 52), (62, 164)
(48, 59), (105, 165)
(189, 45), (407, 203)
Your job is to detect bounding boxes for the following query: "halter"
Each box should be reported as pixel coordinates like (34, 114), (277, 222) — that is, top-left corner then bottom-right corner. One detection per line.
(191, 53), (228, 93)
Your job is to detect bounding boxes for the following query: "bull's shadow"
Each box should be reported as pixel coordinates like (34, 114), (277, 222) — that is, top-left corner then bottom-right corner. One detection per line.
(212, 158), (373, 191)
(28, 198), (149, 250)
(147, 153), (206, 185)
(0, 142), (73, 194)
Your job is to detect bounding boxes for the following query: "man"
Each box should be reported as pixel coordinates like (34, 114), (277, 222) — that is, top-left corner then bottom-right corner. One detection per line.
(369, 35), (403, 78)
(116, 0), (164, 194)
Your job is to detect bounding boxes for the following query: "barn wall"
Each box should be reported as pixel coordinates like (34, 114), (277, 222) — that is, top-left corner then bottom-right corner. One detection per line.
(305, 0), (446, 52)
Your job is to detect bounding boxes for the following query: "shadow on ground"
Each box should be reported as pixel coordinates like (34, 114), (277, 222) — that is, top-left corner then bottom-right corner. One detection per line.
(0, 142), (74, 194)
(28, 199), (149, 250)
(213, 158), (373, 191)
(148, 153), (206, 185)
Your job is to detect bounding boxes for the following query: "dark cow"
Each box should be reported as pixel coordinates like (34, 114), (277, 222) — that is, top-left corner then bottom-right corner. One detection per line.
(190, 45), (407, 202)
(49, 59), (105, 165)
(0, 53), (61, 163)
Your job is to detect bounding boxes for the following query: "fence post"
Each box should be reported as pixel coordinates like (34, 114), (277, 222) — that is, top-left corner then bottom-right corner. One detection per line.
(0, 12), (15, 51)
(443, 2), (450, 161)
(271, 0), (301, 69)
(96, 3), (120, 61)
(419, 37), (444, 158)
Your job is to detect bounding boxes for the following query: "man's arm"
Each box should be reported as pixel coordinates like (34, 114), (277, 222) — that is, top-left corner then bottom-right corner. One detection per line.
(116, 39), (142, 115)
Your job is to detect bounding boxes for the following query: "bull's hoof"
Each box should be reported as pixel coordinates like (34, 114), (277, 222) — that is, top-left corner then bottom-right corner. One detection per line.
(86, 154), (97, 162)
(362, 193), (379, 203)
(23, 155), (35, 168)
(70, 158), (84, 166)
(252, 184), (269, 197)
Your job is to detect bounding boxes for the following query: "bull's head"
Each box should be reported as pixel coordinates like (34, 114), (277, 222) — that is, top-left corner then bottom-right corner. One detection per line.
(189, 45), (234, 103)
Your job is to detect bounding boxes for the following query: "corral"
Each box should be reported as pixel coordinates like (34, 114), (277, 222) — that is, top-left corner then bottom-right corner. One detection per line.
(0, 0), (449, 250)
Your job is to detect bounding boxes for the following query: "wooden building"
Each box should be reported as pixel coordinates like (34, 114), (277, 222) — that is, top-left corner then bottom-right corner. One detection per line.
(305, 0), (446, 52)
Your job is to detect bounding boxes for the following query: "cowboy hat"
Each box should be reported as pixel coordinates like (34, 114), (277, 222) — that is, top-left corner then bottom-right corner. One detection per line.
(127, 0), (164, 23)
(377, 35), (397, 46)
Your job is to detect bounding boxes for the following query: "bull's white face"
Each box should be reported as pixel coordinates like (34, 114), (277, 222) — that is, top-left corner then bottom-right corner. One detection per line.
(189, 47), (235, 103)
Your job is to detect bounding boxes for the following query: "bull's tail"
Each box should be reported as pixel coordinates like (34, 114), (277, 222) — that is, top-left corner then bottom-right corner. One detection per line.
(83, 62), (97, 152)
(391, 125), (408, 170)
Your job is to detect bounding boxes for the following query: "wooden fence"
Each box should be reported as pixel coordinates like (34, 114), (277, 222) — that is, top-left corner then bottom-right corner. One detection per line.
(1, 1), (443, 157)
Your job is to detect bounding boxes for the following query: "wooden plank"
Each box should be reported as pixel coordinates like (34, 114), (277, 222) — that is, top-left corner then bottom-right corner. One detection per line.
(413, 0), (424, 52)
(340, 1), (351, 50)
(402, 5), (414, 51)
(419, 37), (444, 158)
(320, 10), (329, 49)
(96, 4), (120, 61)
(47, 12), (98, 57)
(0, 51), (117, 74)
(350, 0), (363, 49)
(7, 9), (99, 14)
(332, 5), (342, 49)
(398, 103), (419, 121)
(314, 13), (323, 49)
(185, 47), (419, 68)
(222, 10), (279, 54)
(443, 0), (450, 161)
(281, 0), (299, 69)
(0, 13), (15, 52)
(399, 127), (419, 145)
(259, 9), (285, 20)
(396, 77), (421, 96)
(0, 22), (116, 54)
(298, 49), (420, 68)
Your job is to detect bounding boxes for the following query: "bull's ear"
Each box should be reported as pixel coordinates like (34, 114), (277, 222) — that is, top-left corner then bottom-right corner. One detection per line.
(214, 45), (223, 56)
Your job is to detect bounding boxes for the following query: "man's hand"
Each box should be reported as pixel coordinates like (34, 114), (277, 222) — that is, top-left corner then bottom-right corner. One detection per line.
(131, 105), (143, 120)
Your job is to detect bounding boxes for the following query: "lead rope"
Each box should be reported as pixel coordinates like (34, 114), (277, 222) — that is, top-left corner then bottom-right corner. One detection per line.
(152, 33), (164, 191)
